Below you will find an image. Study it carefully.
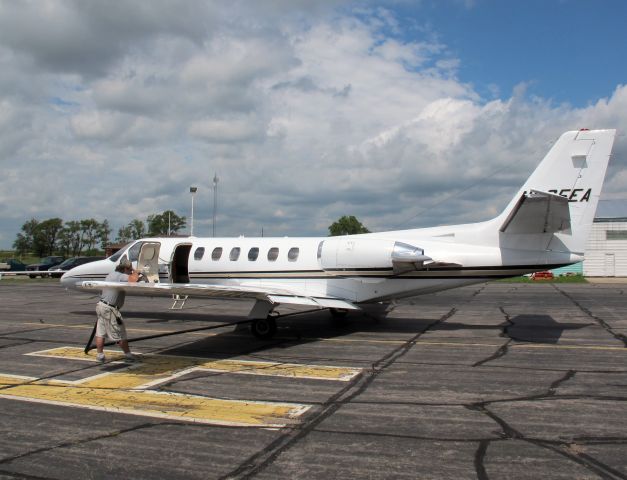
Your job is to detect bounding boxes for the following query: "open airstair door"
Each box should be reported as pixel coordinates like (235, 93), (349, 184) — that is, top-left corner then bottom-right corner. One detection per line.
(137, 242), (161, 283)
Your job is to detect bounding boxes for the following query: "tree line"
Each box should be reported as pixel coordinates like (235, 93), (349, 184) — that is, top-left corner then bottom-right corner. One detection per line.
(13, 212), (365, 257)
(13, 210), (186, 257)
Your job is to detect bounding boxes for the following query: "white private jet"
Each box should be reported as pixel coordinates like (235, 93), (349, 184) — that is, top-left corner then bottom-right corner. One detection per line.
(61, 129), (616, 338)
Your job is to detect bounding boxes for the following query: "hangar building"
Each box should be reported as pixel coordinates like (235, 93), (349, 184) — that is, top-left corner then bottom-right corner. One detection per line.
(583, 217), (627, 277)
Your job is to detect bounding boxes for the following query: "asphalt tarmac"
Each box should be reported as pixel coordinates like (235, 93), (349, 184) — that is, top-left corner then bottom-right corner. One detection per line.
(0, 280), (626, 479)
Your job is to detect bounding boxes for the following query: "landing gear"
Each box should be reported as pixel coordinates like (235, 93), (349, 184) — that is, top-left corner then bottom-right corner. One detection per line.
(330, 308), (348, 319)
(250, 316), (277, 340)
(329, 308), (350, 327)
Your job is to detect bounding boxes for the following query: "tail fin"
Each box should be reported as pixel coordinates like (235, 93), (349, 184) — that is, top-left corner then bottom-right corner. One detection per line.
(496, 129), (616, 254)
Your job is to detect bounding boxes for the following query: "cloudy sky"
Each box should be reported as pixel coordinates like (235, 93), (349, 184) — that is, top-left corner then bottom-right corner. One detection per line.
(1, 0), (626, 248)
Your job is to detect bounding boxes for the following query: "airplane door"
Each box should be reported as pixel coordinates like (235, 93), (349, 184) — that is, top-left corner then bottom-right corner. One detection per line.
(171, 244), (192, 283)
(137, 242), (161, 283)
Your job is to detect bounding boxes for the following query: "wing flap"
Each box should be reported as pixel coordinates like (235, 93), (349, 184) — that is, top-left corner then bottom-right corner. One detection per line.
(268, 295), (359, 310)
(500, 189), (571, 234)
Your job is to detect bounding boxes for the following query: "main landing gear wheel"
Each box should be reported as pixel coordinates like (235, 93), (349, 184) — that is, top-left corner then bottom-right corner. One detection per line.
(329, 308), (350, 326)
(250, 316), (277, 340)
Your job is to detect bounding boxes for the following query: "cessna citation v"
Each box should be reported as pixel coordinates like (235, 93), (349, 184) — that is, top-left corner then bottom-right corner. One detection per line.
(61, 129), (616, 339)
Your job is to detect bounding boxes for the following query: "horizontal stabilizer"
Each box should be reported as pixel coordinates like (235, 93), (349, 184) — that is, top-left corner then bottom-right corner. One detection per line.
(500, 190), (571, 234)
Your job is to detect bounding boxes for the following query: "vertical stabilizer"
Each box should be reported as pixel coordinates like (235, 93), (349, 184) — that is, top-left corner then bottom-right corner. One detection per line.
(497, 129), (616, 254)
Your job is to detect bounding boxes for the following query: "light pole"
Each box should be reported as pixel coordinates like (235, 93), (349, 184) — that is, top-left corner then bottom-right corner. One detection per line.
(190, 186), (197, 236)
(212, 173), (219, 237)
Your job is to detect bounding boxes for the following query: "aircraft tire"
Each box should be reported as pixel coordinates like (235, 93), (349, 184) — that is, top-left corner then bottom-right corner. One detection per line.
(329, 308), (348, 318)
(329, 308), (349, 326)
(251, 316), (277, 340)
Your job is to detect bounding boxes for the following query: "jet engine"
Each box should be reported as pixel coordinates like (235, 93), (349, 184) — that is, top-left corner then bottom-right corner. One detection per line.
(317, 238), (431, 274)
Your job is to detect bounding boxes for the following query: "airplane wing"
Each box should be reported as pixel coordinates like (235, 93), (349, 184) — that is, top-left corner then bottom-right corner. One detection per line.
(79, 281), (360, 311)
(500, 189), (571, 234)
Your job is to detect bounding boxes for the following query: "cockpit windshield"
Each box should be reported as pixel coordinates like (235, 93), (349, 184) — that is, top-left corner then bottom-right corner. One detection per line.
(108, 243), (132, 262)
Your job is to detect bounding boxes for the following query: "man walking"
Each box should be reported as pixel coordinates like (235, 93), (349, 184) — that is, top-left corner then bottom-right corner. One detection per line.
(95, 257), (140, 363)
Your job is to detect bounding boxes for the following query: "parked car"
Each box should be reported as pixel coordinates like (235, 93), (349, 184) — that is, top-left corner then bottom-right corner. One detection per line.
(48, 256), (104, 278)
(26, 256), (65, 278)
(0, 259), (27, 271)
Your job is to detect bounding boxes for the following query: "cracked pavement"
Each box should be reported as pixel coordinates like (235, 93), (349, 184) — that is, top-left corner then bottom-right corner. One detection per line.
(0, 281), (626, 479)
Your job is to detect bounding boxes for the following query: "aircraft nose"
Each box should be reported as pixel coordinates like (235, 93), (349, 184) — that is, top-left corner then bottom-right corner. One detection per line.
(60, 262), (92, 290)
(60, 270), (77, 289)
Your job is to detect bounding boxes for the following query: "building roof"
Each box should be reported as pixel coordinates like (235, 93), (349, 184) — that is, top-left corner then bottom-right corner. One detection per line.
(594, 217), (627, 223)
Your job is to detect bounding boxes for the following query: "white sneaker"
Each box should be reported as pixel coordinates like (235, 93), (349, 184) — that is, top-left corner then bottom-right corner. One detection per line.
(124, 353), (140, 363)
(96, 353), (106, 363)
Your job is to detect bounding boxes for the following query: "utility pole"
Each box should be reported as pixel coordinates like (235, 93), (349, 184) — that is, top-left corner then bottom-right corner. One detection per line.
(190, 186), (197, 236)
(212, 173), (219, 237)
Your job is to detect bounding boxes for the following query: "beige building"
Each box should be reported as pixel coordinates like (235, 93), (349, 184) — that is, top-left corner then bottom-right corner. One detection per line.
(584, 218), (627, 277)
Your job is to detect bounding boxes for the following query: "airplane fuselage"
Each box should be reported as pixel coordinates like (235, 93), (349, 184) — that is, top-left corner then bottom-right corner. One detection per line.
(61, 223), (580, 304)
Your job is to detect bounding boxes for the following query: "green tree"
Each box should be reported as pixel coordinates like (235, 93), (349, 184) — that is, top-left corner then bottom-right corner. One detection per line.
(116, 225), (133, 244)
(63, 220), (83, 256)
(328, 215), (370, 236)
(13, 218), (39, 255)
(98, 219), (112, 250)
(117, 219), (146, 243)
(147, 210), (186, 236)
(56, 227), (72, 257)
(80, 219), (101, 254)
(129, 219), (146, 239)
(34, 218), (64, 256)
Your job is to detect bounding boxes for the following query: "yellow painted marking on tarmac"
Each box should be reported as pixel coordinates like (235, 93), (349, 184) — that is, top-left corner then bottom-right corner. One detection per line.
(510, 343), (627, 352)
(299, 337), (408, 345)
(2, 344), (363, 426)
(413, 341), (627, 352)
(0, 374), (307, 427)
(0, 346), (362, 427)
(29, 347), (361, 382)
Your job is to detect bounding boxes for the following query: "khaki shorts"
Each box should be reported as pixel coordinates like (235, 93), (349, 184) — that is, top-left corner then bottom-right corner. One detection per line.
(96, 302), (127, 342)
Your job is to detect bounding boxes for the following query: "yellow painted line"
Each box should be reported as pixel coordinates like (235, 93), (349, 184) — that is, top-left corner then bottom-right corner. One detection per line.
(300, 337), (408, 345)
(510, 343), (627, 352)
(413, 341), (627, 352)
(305, 338), (627, 352)
(28, 347), (362, 382)
(0, 374), (307, 427)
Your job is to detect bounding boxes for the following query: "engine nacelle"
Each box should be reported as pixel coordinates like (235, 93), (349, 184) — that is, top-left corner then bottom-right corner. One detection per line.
(317, 238), (430, 273)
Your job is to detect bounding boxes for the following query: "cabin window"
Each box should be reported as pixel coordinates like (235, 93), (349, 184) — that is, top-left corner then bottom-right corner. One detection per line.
(607, 230), (627, 240)
(288, 247), (299, 262)
(211, 247), (223, 261)
(229, 247), (241, 261)
(193, 247), (205, 261)
(317, 241), (323, 260)
(248, 247), (259, 261)
(267, 247), (279, 261)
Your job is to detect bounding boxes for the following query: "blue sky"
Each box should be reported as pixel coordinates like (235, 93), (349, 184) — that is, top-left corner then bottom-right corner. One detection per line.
(0, 0), (626, 248)
(390, 0), (627, 105)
